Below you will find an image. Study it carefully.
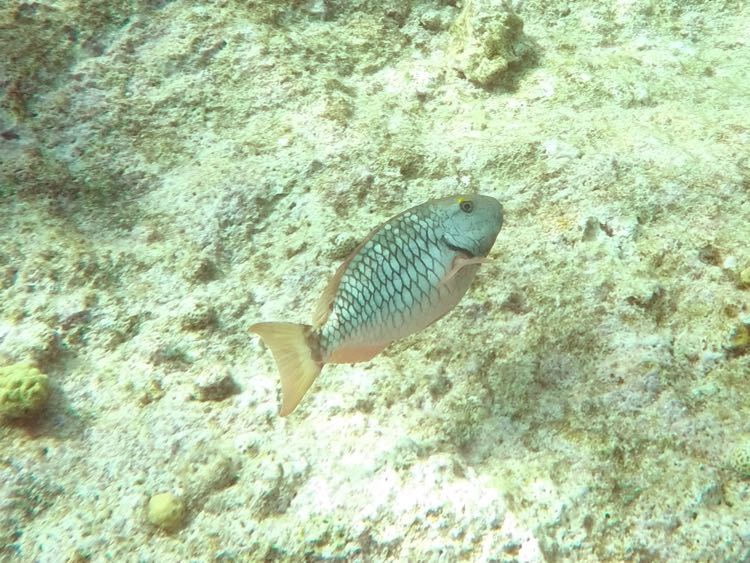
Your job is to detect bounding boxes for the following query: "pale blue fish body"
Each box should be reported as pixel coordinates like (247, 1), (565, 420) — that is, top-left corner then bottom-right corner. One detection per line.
(251, 194), (504, 415)
(318, 194), (503, 363)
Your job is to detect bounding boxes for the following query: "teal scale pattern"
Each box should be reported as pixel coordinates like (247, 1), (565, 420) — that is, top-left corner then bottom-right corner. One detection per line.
(319, 210), (451, 355)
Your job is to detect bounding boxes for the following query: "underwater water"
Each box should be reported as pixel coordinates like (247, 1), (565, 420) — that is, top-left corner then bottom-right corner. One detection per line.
(1, 0), (749, 560)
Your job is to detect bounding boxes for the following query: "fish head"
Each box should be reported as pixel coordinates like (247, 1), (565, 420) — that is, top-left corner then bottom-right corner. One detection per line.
(440, 194), (504, 257)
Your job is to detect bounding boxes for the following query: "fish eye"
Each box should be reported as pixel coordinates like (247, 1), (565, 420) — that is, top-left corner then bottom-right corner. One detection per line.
(459, 200), (474, 213)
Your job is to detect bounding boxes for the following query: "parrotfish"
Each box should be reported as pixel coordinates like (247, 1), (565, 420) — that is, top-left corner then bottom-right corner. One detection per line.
(251, 194), (504, 416)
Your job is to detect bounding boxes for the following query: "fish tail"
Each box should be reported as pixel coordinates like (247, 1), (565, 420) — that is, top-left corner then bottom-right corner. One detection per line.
(249, 322), (323, 416)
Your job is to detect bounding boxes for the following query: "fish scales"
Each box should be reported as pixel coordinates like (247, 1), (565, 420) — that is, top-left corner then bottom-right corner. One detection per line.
(322, 209), (442, 350)
(250, 194), (504, 416)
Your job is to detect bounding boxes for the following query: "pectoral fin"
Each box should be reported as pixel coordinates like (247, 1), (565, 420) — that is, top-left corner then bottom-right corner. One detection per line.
(440, 256), (493, 288)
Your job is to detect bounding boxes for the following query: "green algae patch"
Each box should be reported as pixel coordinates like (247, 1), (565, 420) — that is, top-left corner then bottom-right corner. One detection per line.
(728, 437), (750, 478)
(0, 363), (50, 421)
(725, 321), (750, 358)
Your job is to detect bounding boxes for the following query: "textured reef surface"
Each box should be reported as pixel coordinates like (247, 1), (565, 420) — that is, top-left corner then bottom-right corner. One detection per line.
(1, 0), (749, 560)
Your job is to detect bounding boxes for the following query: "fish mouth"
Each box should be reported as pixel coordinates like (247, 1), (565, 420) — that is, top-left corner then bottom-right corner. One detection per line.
(444, 238), (476, 257)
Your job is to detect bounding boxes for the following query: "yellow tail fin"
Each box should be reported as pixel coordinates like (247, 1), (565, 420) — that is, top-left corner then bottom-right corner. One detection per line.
(249, 322), (323, 416)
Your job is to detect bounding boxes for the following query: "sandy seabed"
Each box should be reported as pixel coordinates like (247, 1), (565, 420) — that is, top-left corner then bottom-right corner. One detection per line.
(1, 0), (749, 560)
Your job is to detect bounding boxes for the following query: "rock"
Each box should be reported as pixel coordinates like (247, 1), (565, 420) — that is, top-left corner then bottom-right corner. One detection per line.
(449, 0), (533, 87)
(193, 368), (239, 402)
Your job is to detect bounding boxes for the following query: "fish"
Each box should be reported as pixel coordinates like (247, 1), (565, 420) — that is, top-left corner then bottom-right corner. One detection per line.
(250, 194), (504, 416)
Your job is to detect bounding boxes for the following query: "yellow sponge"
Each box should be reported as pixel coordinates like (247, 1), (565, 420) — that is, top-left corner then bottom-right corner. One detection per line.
(147, 492), (186, 531)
